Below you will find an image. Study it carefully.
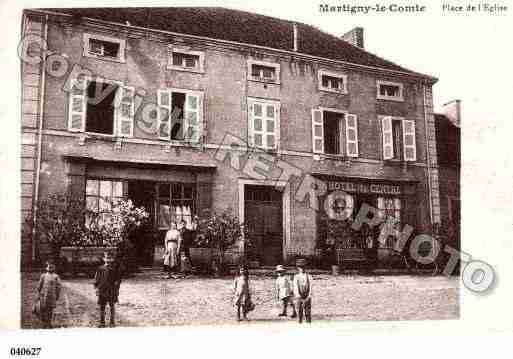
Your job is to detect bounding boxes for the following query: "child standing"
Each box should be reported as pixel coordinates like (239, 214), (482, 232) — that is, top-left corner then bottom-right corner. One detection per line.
(233, 266), (254, 321)
(275, 265), (297, 318)
(292, 258), (313, 324)
(94, 252), (122, 328)
(37, 261), (61, 329)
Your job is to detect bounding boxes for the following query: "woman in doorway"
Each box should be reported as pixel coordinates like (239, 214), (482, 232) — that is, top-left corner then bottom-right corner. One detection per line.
(164, 222), (182, 279)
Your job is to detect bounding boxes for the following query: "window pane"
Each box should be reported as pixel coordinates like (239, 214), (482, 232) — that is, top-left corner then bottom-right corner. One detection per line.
(99, 180), (112, 198)
(266, 105), (274, 118)
(405, 148), (414, 159)
(404, 134), (414, 146)
(89, 39), (103, 54)
(172, 183), (182, 199)
(347, 116), (356, 128)
(348, 143), (357, 154)
(262, 67), (274, 79)
(254, 134), (262, 146)
(86, 180), (99, 195)
(159, 183), (170, 199)
(183, 184), (194, 199)
(99, 197), (111, 212)
(121, 103), (131, 118)
(347, 128), (356, 141)
(314, 124), (322, 137)
(160, 92), (170, 106)
(254, 118), (262, 131)
(184, 56), (197, 68)
(188, 96), (198, 110)
(253, 103), (262, 117)
(266, 119), (275, 133)
(267, 135), (275, 148)
(403, 121), (413, 132)
(321, 76), (329, 88)
(113, 181), (123, 197)
(172, 53), (183, 66)
(86, 196), (98, 212)
(315, 139), (323, 150)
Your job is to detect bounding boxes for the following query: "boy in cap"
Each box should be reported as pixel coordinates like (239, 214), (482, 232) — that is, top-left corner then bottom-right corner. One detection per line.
(275, 265), (297, 318)
(37, 260), (61, 329)
(94, 252), (122, 327)
(292, 258), (313, 323)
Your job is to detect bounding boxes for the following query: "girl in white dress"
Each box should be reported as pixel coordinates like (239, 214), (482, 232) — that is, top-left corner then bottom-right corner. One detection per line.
(164, 222), (182, 278)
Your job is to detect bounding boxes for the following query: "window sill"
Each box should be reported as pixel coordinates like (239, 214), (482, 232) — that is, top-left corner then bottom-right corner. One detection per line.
(248, 77), (280, 85)
(166, 65), (205, 74)
(83, 52), (126, 64)
(319, 87), (348, 95)
(376, 96), (404, 102)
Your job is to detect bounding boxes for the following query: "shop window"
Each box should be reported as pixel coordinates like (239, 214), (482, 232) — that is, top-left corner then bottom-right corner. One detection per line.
(157, 182), (196, 230)
(318, 70), (348, 94)
(83, 34), (126, 63)
(158, 88), (203, 144)
(85, 179), (124, 227)
(248, 98), (280, 151)
(381, 116), (416, 161)
(167, 47), (204, 73)
(311, 109), (358, 157)
(377, 197), (401, 248)
(68, 78), (135, 137)
(376, 80), (403, 101)
(247, 60), (280, 84)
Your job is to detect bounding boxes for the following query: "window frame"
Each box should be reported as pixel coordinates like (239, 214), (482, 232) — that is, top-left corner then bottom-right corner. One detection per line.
(376, 80), (404, 102)
(247, 97), (281, 151)
(247, 59), (280, 84)
(85, 178), (125, 228)
(67, 76), (135, 138)
(83, 33), (126, 63)
(380, 115), (417, 162)
(314, 107), (359, 158)
(318, 70), (348, 94)
(167, 46), (205, 73)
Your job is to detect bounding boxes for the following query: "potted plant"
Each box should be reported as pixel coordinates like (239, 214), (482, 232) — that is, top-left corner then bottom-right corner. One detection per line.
(194, 210), (247, 275)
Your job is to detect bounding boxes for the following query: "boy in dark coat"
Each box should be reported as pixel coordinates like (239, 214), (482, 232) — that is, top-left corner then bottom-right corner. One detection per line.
(94, 252), (121, 327)
(37, 261), (61, 329)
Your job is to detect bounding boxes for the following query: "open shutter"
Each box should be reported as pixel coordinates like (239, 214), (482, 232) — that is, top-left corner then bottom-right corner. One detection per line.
(264, 103), (278, 150)
(185, 92), (203, 144)
(158, 90), (171, 140)
(381, 116), (393, 160)
(68, 78), (87, 132)
(345, 113), (358, 157)
(116, 86), (134, 137)
(248, 100), (264, 148)
(311, 109), (324, 154)
(402, 120), (417, 161)
(196, 181), (212, 217)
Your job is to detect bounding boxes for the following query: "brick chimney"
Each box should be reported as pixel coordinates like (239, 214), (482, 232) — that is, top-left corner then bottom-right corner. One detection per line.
(342, 27), (364, 48)
(441, 99), (461, 127)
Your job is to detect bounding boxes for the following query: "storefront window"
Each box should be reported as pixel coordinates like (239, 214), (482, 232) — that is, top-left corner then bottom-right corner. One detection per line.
(85, 179), (124, 226)
(158, 182), (195, 230)
(377, 197), (401, 248)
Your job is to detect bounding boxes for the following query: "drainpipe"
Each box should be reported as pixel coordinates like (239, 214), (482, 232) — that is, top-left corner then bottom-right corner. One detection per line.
(293, 23), (298, 52)
(423, 81), (434, 228)
(31, 14), (49, 262)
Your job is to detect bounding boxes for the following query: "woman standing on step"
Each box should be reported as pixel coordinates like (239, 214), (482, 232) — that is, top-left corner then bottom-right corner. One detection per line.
(164, 222), (182, 278)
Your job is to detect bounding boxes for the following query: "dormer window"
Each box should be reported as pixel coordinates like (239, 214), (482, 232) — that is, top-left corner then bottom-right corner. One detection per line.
(377, 80), (404, 101)
(167, 47), (205, 73)
(83, 34), (126, 63)
(247, 59), (280, 84)
(318, 70), (348, 94)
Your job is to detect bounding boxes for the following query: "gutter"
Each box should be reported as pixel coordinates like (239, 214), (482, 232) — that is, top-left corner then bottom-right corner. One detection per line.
(25, 9), (438, 84)
(31, 14), (49, 262)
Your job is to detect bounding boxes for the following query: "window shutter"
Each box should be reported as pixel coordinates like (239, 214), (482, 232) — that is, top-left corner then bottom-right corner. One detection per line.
(116, 86), (134, 137)
(311, 109), (324, 154)
(68, 78), (87, 132)
(402, 120), (417, 161)
(264, 103), (278, 150)
(381, 116), (394, 160)
(196, 181), (212, 217)
(345, 113), (358, 157)
(185, 92), (203, 144)
(158, 90), (171, 140)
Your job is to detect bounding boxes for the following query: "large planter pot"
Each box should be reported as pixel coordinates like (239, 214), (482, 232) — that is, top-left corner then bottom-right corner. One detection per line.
(59, 246), (116, 278)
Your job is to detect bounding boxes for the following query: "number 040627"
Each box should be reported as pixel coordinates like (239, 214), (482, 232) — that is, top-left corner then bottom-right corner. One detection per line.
(10, 348), (42, 356)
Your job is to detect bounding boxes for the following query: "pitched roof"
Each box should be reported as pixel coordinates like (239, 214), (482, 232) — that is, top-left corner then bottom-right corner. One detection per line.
(37, 7), (431, 78)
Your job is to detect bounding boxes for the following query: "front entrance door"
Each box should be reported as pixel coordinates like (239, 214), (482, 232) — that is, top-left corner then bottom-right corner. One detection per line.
(127, 181), (156, 266)
(244, 185), (283, 266)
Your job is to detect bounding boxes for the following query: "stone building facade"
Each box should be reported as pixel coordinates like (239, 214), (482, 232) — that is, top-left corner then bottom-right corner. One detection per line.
(20, 8), (440, 267)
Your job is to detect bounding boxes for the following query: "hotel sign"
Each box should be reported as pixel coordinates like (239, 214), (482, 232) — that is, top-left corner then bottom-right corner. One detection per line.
(327, 181), (401, 195)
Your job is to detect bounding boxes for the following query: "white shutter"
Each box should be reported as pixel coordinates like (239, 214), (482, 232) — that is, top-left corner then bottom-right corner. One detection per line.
(116, 86), (134, 137)
(158, 90), (171, 140)
(264, 103), (278, 150)
(68, 78), (87, 132)
(248, 100), (264, 148)
(311, 109), (324, 154)
(402, 120), (417, 161)
(381, 116), (394, 160)
(185, 92), (203, 144)
(345, 113), (358, 157)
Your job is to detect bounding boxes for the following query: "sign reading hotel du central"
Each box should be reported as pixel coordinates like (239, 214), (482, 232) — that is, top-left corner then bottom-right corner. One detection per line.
(327, 181), (402, 195)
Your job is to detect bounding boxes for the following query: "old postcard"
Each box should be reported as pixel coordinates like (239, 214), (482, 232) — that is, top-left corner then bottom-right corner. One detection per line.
(1, 0), (512, 357)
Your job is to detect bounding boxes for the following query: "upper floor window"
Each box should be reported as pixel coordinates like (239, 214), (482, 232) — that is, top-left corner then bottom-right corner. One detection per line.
(381, 116), (416, 161)
(311, 108), (358, 158)
(67, 77), (134, 137)
(157, 88), (204, 144)
(167, 47), (205, 73)
(83, 34), (126, 63)
(247, 60), (280, 84)
(247, 98), (280, 151)
(318, 70), (348, 94)
(377, 80), (404, 101)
